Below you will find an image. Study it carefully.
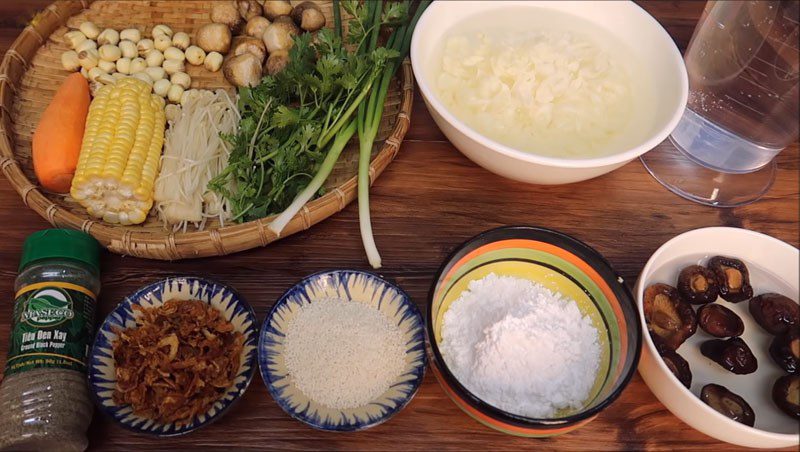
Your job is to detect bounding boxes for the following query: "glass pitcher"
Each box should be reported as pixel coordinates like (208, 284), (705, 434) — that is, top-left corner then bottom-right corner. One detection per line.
(642, 0), (799, 207)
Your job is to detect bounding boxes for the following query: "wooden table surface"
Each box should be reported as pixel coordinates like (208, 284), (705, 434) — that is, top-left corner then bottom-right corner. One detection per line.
(1, 1), (798, 451)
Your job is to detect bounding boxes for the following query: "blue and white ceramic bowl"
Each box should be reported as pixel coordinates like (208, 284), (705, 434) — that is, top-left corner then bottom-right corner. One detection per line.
(259, 270), (426, 432)
(88, 277), (258, 436)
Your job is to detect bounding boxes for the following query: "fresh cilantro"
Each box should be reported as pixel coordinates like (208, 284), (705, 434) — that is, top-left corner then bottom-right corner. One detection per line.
(210, 0), (398, 222)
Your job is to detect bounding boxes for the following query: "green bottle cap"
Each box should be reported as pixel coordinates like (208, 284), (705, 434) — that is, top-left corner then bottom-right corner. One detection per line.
(19, 229), (101, 273)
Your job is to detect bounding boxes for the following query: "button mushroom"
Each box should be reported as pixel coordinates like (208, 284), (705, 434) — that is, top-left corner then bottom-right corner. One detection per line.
(697, 304), (744, 338)
(643, 283), (697, 350)
(291, 1), (326, 32)
(701, 384), (755, 427)
(262, 17), (299, 53)
(263, 0), (293, 20)
(223, 52), (263, 87)
(232, 36), (267, 64)
(677, 265), (719, 304)
(708, 256), (753, 303)
(749, 293), (799, 335)
(701, 337), (758, 375)
(238, 0), (263, 21)
(264, 49), (289, 75)
(246, 16), (271, 39)
(196, 23), (233, 54)
(211, 1), (243, 30)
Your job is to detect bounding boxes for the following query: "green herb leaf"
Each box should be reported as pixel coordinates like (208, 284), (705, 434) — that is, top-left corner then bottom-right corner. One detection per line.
(382, 2), (407, 26)
(211, 0), (423, 224)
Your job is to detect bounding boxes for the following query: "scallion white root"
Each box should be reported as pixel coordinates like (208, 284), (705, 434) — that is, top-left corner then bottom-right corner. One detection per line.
(269, 120), (357, 235)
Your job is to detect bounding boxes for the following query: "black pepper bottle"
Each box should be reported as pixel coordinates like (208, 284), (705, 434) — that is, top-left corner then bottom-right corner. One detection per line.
(0, 229), (101, 451)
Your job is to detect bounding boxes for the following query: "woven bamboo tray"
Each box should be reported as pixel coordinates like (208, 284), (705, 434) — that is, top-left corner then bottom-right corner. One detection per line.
(0, 0), (412, 260)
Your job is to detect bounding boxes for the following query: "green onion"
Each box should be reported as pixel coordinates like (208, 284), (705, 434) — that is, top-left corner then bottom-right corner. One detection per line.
(269, 120), (357, 234)
(355, 0), (431, 268)
(267, 0), (431, 269)
(333, 0), (342, 39)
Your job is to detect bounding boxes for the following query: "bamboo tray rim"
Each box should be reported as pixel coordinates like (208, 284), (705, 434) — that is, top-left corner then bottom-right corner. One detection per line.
(0, 0), (414, 260)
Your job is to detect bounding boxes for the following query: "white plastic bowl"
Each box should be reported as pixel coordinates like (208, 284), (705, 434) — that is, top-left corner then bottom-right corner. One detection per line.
(636, 227), (799, 449)
(410, 1), (688, 185)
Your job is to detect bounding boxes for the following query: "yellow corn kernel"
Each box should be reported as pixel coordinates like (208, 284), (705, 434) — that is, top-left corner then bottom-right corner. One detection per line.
(74, 86), (109, 175)
(121, 91), (155, 189)
(136, 99), (164, 201)
(70, 78), (166, 225)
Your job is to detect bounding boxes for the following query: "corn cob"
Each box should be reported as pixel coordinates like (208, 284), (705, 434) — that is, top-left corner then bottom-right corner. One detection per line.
(71, 77), (166, 225)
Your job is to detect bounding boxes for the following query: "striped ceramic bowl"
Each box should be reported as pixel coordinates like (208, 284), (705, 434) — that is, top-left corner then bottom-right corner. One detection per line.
(88, 277), (258, 436)
(259, 270), (426, 431)
(428, 226), (641, 437)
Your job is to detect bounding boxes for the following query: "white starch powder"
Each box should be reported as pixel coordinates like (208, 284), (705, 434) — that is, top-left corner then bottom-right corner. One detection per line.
(441, 273), (601, 418)
(284, 298), (407, 410)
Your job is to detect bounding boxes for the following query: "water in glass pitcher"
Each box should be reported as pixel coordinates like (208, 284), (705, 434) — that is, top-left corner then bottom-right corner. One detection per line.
(671, 1), (799, 174)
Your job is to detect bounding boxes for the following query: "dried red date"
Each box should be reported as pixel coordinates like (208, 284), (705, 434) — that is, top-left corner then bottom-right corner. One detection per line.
(701, 384), (755, 426)
(697, 304), (744, 338)
(749, 293), (799, 335)
(700, 337), (758, 375)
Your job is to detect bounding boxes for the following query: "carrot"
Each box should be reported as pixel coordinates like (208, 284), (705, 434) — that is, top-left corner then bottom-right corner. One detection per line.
(32, 72), (90, 193)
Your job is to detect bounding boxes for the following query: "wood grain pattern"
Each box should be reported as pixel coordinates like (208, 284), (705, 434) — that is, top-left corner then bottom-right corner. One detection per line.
(0, 1), (798, 451)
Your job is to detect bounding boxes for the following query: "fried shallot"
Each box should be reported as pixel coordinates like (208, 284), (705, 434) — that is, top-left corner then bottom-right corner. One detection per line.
(112, 299), (243, 426)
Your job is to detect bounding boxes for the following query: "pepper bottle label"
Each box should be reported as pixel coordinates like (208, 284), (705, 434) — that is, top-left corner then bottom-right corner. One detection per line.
(4, 282), (96, 376)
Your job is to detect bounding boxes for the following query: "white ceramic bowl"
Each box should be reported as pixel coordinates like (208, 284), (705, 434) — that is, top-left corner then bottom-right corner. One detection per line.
(636, 227), (799, 449)
(410, 0), (688, 185)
